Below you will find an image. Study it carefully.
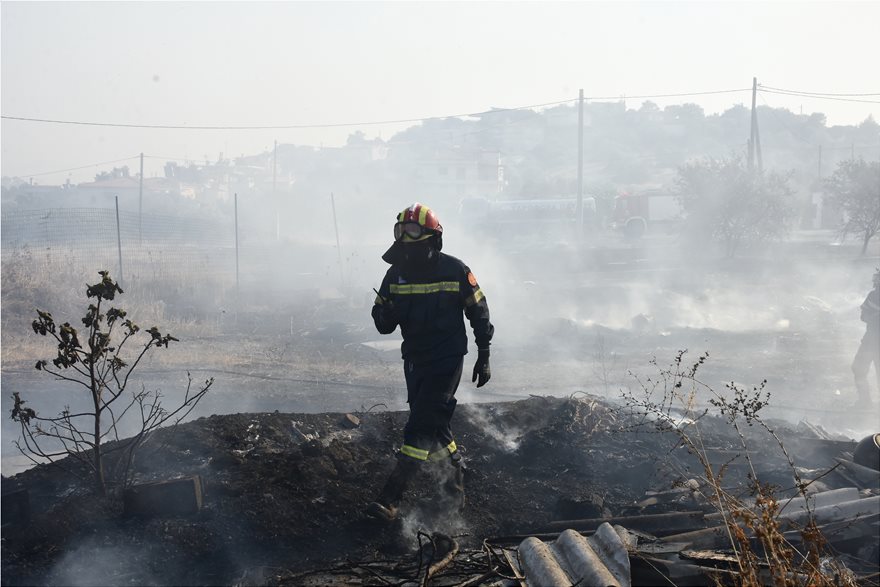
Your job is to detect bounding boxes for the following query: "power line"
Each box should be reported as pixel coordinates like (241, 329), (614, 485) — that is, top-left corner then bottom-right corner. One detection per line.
(760, 85), (880, 97)
(758, 93), (817, 146)
(587, 88), (750, 100)
(759, 88), (880, 105)
(0, 88), (754, 131)
(0, 98), (577, 131)
(824, 144), (880, 151)
(13, 156), (139, 179)
(144, 155), (208, 162)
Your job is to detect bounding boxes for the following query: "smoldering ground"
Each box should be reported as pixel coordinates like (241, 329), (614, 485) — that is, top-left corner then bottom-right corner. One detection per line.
(2, 222), (878, 585)
(3, 202), (878, 478)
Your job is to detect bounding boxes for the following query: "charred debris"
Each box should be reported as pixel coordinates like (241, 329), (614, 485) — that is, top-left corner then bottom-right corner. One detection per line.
(2, 390), (879, 586)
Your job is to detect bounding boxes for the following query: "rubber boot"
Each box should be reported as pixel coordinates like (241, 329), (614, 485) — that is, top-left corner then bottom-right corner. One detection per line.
(441, 453), (465, 512)
(366, 457), (420, 521)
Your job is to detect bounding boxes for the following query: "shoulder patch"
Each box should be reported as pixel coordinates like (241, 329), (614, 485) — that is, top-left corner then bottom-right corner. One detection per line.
(467, 272), (478, 287)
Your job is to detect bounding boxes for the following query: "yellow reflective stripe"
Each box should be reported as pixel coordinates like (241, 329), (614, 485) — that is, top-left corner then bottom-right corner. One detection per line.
(400, 444), (429, 460)
(464, 288), (485, 307)
(427, 440), (458, 461)
(398, 210), (405, 222)
(419, 205), (430, 225)
(389, 281), (459, 295)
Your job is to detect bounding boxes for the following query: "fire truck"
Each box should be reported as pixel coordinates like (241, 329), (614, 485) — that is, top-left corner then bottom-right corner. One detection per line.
(458, 196), (597, 238)
(611, 189), (682, 238)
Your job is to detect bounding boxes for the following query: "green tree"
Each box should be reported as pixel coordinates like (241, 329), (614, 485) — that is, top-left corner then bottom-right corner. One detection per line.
(11, 271), (213, 495)
(676, 155), (797, 257)
(824, 158), (880, 255)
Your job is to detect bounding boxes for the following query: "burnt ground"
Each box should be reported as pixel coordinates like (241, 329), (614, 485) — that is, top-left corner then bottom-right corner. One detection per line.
(0, 394), (860, 587)
(2, 238), (878, 585)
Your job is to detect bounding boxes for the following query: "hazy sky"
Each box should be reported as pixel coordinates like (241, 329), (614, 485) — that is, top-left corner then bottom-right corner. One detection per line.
(2, 1), (878, 184)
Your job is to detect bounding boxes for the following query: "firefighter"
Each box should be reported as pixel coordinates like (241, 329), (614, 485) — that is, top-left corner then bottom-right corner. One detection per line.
(366, 203), (494, 521)
(852, 269), (880, 408)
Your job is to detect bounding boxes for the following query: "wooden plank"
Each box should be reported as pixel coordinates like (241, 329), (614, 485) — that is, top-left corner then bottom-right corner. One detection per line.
(502, 549), (527, 587)
(543, 510), (707, 535)
(123, 475), (203, 517)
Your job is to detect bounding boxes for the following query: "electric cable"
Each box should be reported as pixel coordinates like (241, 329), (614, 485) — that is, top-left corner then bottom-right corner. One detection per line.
(757, 93), (819, 147)
(12, 156), (139, 179)
(760, 93), (879, 154)
(759, 89), (880, 105)
(759, 85), (880, 97)
(0, 88), (753, 131)
(586, 88), (750, 100)
(0, 98), (578, 130)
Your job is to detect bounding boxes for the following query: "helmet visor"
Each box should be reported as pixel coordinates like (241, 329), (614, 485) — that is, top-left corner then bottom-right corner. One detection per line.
(394, 221), (432, 242)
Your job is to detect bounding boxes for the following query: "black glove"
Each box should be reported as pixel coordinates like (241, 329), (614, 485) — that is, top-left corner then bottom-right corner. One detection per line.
(472, 349), (490, 388)
(379, 299), (398, 325)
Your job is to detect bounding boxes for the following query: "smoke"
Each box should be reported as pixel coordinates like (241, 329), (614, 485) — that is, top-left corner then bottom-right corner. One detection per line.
(4, 194), (879, 478)
(463, 404), (523, 452)
(397, 459), (469, 542)
(44, 540), (161, 587)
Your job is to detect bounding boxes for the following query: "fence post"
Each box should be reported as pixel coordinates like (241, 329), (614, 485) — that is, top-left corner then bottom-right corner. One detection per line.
(115, 195), (124, 287)
(234, 193), (240, 298)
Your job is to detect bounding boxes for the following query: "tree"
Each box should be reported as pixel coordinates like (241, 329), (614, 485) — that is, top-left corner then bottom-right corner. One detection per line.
(94, 166), (130, 181)
(824, 158), (880, 255)
(11, 271), (213, 495)
(676, 155), (797, 257)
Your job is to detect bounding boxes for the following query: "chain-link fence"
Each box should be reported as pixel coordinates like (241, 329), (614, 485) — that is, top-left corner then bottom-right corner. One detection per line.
(1, 208), (237, 289)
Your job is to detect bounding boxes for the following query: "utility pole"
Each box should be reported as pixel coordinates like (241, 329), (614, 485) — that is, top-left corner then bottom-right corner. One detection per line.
(817, 144), (822, 180)
(330, 192), (344, 288)
(234, 193), (240, 299)
(749, 77), (763, 173)
(576, 88), (584, 236)
(138, 152), (144, 245)
(115, 195), (124, 288)
(273, 140), (278, 242)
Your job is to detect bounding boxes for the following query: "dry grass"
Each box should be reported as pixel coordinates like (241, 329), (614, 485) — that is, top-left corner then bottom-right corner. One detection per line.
(2, 249), (226, 366)
(620, 351), (860, 587)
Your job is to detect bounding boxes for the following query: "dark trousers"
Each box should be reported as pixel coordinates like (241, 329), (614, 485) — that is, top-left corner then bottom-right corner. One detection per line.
(853, 331), (880, 401)
(401, 355), (464, 460)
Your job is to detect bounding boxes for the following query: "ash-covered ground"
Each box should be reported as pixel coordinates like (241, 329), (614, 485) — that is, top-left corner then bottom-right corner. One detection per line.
(2, 394), (857, 587)
(2, 234), (879, 585)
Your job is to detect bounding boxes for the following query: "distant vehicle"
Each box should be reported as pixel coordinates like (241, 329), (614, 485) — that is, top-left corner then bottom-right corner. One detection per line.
(611, 189), (683, 238)
(459, 196), (597, 237)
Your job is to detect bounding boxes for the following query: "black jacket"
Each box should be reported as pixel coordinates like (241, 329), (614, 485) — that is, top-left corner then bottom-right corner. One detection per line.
(861, 288), (880, 334)
(372, 252), (494, 364)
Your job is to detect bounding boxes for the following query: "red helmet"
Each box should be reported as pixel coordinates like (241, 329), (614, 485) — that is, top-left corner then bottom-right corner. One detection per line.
(394, 203), (443, 242)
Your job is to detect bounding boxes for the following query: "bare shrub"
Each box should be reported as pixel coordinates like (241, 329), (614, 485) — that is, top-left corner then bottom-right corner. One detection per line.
(619, 351), (856, 587)
(10, 270), (213, 495)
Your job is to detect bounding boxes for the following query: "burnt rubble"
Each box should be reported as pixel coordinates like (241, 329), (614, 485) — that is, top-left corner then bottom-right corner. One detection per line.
(1, 395), (878, 586)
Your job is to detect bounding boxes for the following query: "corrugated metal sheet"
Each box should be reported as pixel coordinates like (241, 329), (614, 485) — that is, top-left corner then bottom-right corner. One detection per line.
(518, 522), (631, 587)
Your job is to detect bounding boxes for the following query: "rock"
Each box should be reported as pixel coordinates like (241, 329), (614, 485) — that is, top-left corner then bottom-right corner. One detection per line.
(342, 413), (361, 429)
